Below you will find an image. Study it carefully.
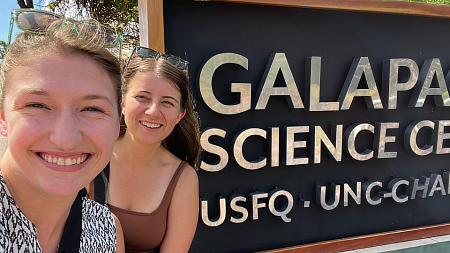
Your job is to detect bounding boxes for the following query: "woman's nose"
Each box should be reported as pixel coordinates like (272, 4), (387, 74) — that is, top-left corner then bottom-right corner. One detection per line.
(49, 109), (82, 150)
(145, 102), (162, 118)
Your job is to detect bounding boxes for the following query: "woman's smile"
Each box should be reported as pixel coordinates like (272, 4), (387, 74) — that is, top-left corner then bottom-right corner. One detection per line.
(38, 152), (90, 165)
(140, 121), (162, 129)
(37, 152), (92, 172)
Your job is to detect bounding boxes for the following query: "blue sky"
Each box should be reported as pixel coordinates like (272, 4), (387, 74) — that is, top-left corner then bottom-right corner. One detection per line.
(1, 0), (45, 43)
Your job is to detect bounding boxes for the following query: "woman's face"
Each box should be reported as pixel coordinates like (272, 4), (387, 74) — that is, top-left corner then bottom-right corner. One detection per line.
(122, 71), (185, 145)
(0, 53), (120, 197)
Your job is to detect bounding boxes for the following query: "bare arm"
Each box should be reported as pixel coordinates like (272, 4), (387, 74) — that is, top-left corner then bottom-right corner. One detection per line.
(159, 165), (199, 253)
(114, 214), (125, 253)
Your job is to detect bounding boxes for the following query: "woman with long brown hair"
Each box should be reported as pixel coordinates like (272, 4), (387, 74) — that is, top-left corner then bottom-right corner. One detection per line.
(93, 46), (200, 252)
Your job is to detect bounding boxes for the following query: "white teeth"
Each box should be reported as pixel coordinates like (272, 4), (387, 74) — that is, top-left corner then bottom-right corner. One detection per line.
(40, 153), (88, 166)
(141, 121), (161, 129)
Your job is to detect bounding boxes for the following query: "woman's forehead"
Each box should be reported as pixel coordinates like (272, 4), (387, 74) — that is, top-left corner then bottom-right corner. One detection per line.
(6, 54), (117, 102)
(130, 71), (181, 92)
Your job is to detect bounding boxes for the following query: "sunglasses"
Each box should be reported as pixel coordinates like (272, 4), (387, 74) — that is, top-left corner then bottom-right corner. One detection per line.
(124, 46), (189, 71)
(7, 9), (121, 49)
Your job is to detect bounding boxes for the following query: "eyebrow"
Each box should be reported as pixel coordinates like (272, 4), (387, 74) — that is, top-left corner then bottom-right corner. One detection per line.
(135, 90), (180, 104)
(17, 88), (49, 96)
(16, 88), (114, 106)
(83, 94), (115, 107)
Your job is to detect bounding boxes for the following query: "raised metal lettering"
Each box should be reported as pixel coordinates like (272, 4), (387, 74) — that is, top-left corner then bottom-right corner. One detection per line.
(255, 53), (304, 109)
(233, 128), (267, 170)
(199, 53), (251, 114)
(404, 120), (434, 156)
(270, 127), (280, 167)
(230, 194), (248, 224)
(408, 176), (430, 199)
(382, 59), (419, 109)
(316, 184), (340, 211)
(433, 120), (450, 154)
(268, 189), (293, 222)
(200, 128), (228, 172)
(338, 57), (383, 110)
(285, 126), (309, 166)
(201, 197), (226, 227)
(313, 125), (343, 164)
(342, 182), (361, 207)
(374, 122), (399, 159)
(443, 172), (450, 194)
(382, 179), (409, 203)
(428, 174), (446, 197)
(251, 192), (268, 220)
(306, 56), (339, 111)
(409, 58), (450, 107)
(344, 123), (375, 161)
(362, 180), (382, 205)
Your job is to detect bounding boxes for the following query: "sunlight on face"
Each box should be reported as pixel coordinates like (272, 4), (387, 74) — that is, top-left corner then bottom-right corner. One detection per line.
(122, 71), (186, 146)
(1, 53), (120, 197)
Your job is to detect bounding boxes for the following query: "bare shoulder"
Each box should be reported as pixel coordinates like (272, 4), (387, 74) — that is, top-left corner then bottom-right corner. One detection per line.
(162, 163), (199, 252)
(178, 163), (199, 188)
(172, 163), (199, 203)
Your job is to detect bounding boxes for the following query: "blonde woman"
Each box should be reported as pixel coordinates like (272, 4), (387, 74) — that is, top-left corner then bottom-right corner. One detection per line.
(0, 10), (125, 252)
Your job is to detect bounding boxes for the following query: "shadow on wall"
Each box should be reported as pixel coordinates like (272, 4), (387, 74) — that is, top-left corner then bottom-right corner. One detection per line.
(0, 138), (6, 159)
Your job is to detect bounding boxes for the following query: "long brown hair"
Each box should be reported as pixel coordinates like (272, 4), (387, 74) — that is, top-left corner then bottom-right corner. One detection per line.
(121, 57), (201, 170)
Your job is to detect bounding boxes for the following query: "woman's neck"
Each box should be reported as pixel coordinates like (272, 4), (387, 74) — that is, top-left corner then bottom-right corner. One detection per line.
(113, 132), (168, 169)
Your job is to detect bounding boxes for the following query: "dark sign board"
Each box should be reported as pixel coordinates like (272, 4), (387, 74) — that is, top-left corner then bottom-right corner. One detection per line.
(163, 1), (450, 252)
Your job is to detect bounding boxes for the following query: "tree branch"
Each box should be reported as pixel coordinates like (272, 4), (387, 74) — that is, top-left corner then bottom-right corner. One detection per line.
(17, 0), (27, 8)
(25, 0), (33, 8)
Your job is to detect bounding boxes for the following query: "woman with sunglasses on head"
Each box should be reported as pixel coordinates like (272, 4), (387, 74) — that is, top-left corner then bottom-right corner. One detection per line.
(92, 47), (200, 252)
(0, 13), (124, 253)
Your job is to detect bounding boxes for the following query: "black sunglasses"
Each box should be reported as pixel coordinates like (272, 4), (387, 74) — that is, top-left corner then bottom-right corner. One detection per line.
(124, 46), (189, 71)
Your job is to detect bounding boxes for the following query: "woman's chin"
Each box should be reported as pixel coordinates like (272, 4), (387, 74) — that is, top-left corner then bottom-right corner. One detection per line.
(42, 180), (86, 198)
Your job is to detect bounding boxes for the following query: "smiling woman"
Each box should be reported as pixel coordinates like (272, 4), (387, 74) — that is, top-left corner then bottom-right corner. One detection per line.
(90, 47), (201, 253)
(0, 18), (124, 252)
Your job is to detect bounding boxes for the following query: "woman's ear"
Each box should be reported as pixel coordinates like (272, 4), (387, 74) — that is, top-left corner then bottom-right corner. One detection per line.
(116, 121), (120, 140)
(0, 111), (7, 137)
(177, 109), (186, 124)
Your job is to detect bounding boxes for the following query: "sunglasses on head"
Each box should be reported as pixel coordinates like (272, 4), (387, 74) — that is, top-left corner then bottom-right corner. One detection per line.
(7, 9), (121, 49)
(124, 46), (189, 71)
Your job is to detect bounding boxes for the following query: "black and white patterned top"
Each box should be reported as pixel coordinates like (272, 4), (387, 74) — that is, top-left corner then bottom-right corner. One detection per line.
(0, 173), (117, 252)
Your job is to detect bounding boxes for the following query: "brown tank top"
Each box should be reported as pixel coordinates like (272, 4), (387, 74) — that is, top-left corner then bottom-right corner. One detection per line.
(108, 161), (188, 253)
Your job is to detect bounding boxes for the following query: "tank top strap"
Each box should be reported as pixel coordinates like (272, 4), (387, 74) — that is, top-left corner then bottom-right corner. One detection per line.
(159, 161), (189, 209)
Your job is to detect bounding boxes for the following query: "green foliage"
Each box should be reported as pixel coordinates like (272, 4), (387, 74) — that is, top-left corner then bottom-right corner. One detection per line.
(404, 0), (450, 4)
(0, 40), (8, 63)
(41, 0), (139, 49)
